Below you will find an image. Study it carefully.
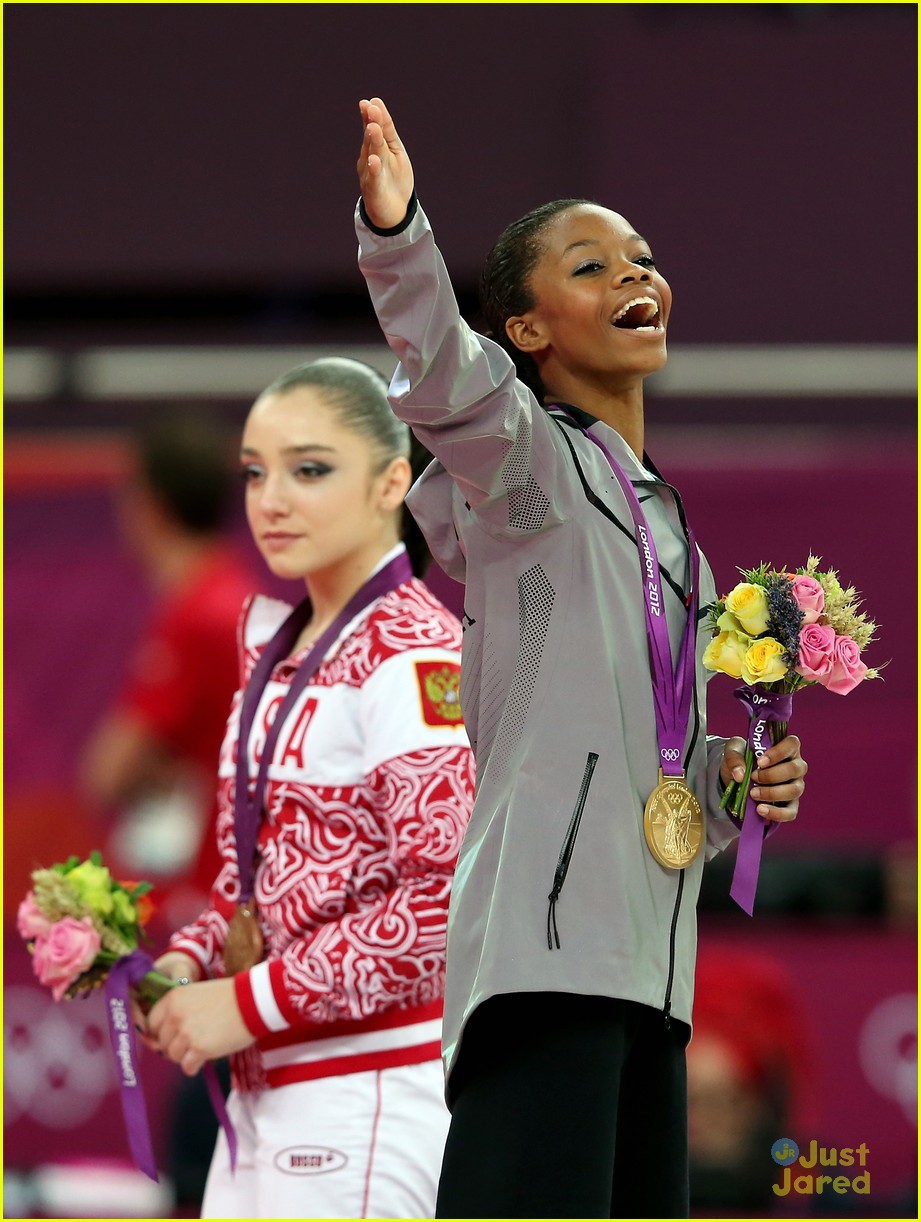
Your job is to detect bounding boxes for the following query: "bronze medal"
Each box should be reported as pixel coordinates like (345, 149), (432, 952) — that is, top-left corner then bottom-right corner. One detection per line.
(223, 902), (265, 975)
(643, 770), (704, 869)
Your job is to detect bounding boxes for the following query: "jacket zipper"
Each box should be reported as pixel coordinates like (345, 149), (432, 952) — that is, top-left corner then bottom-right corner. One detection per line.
(547, 751), (599, 949)
(662, 869), (685, 1027)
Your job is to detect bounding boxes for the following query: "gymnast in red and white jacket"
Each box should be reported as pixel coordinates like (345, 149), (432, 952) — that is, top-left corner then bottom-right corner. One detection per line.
(167, 565), (474, 1093)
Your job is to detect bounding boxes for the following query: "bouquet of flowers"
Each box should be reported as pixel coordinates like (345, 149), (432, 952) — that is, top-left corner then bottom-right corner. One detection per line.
(18, 851), (237, 1180)
(703, 556), (878, 913)
(17, 850), (173, 1005)
(18, 851), (176, 1179)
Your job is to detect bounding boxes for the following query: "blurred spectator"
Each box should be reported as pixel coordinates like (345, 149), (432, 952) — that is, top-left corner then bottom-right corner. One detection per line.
(75, 413), (255, 1212)
(688, 948), (815, 1213)
(80, 413), (257, 928)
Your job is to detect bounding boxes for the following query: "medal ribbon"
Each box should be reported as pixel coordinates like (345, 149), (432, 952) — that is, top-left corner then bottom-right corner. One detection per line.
(559, 411), (699, 778)
(727, 684), (793, 916)
(233, 550), (413, 903)
(104, 951), (236, 1180)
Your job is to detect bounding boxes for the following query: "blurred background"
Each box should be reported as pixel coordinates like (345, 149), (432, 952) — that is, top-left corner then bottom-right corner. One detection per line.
(4, 3), (916, 1218)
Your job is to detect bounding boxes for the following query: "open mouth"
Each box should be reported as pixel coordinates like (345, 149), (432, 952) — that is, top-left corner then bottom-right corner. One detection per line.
(611, 296), (660, 332)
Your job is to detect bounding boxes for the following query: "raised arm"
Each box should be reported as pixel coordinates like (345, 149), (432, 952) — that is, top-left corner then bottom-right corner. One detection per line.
(355, 98), (576, 537)
(357, 97), (415, 230)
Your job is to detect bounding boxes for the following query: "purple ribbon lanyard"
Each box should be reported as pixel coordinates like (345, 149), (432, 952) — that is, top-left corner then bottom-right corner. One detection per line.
(728, 685), (793, 916)
(105, 952), (236, 1181)
(561, 411), (699, 782)
(234, 551), (413, 903)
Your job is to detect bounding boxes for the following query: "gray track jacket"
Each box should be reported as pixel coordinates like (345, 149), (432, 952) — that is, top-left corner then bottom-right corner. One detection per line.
(356, 197), (739, 1087)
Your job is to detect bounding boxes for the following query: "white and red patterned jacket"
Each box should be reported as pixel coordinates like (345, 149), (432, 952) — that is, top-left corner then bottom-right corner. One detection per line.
(169, 548), (474, 1091)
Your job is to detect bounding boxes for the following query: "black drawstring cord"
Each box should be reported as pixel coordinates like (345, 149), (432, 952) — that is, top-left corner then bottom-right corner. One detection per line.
(547, 889), (561, 950)
(544, 752), (599, 952)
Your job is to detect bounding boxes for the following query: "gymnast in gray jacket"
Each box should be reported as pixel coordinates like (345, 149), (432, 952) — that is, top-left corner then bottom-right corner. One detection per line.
(355, 96), (807, 1219)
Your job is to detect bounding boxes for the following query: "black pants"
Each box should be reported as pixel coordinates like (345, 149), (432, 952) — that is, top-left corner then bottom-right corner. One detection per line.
(436, 992), (690, 1219)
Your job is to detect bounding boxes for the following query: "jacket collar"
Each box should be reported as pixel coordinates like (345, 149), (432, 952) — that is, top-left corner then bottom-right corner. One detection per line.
(545, 401), (662, 481)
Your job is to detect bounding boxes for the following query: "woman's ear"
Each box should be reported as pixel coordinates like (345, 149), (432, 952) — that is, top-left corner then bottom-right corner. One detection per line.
(377, 455), (413, 512)
(505, 314), (549, 354)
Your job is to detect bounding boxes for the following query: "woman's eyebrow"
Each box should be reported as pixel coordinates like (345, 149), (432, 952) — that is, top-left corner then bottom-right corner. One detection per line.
(240, 444), (338, 457)
(281, 444), (337, 456)
(561, 233), (648, 257)
(562, 238), (600, 256)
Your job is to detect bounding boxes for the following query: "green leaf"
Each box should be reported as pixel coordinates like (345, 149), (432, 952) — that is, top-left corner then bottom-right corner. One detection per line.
(738, 562), (773, 589)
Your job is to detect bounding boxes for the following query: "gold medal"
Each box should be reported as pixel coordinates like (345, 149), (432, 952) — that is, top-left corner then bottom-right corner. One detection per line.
(644, 770), (704, 869)
(223, 902), (265, 975)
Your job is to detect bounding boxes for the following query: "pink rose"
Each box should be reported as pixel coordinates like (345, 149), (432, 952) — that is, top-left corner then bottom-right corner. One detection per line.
(32, 917), (101, 1002)
(823, 634), (868, 695)
(791, 574), (826, 624)
(796, 622), (836, 682)
(17, 892), (53, 940)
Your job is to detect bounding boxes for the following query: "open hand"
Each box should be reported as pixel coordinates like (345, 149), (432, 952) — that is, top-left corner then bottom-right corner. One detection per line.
(357, 96), (414, 229)
(721, 734), (807, 822)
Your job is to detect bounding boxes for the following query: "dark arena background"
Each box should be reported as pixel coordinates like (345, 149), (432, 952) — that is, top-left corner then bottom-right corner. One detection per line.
(4, 4), (916, 1219)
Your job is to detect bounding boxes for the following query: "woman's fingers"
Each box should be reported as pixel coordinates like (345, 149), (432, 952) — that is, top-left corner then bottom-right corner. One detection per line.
(751, 735), (808, 785)
(147, 996), (196, 1069)
(144, 977), (254, 1072)
(357, 130), (379, 179)
(367, 96), (403, 153)
(359, 99), (393, 161)
(356, 96), (414, 229)
(720, 733), (807, 821)
(749, 734), (807, 821)
(720, 735), (749, 786)
(753, 796), (802, 822)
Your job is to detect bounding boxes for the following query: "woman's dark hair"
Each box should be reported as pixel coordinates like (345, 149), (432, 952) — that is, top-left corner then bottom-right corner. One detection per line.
(479, 198), (595, 401)
(260, 356), (433, 576)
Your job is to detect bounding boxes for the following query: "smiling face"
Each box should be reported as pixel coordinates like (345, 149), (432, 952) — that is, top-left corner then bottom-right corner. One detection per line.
(506, 204), (673, 398)
(241, 387), (409, 587)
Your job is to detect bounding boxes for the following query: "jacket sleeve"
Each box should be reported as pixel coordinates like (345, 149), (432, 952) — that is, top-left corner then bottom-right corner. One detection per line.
(356, 199), (569, 533)
(233, 648), (475, 1036)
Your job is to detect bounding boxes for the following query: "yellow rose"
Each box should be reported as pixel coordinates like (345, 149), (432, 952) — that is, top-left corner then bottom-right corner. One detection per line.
(716, 609), (742, 634)
(742, 637), (789, 686)
(724, 583), (770, 636)
(702, 630), (750, 679)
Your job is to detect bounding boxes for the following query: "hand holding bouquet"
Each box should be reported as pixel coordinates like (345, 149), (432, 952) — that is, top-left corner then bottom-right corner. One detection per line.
(703, 557), (879, 913)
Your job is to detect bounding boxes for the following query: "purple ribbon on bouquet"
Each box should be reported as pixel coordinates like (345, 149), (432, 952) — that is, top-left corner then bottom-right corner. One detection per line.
(104, 951), (237, 1181)
(727, 684), (794, 916)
